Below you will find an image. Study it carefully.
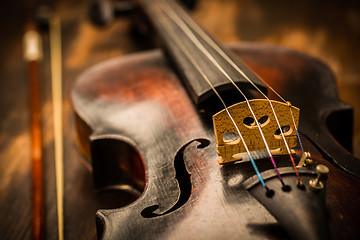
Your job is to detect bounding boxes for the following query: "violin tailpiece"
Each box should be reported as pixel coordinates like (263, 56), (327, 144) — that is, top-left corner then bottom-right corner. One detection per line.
(244, 167), (330, 240)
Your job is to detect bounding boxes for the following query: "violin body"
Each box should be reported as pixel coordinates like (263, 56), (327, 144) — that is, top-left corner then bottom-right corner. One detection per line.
(72, 43), (360, 239)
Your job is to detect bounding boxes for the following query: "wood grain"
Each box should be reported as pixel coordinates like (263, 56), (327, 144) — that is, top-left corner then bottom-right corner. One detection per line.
(72, 43), (360, 239)
(0, 0), (359, 239)
(213, 99), (299, 164)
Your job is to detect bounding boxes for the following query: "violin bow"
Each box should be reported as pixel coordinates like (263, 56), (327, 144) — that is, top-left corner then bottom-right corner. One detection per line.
(49, 15), (65, 240)
(24, 12), (64, 240)
(23, 22), (45, 240)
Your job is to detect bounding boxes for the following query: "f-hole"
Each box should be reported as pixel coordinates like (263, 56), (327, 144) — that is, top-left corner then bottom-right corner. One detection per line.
(141, 138), (210, 218)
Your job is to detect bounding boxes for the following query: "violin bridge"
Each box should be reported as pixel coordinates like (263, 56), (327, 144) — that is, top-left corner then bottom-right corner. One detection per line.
(212, 99), (300, 164)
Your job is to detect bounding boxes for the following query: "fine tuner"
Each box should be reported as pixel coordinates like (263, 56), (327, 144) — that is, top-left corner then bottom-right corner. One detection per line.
(309, 165), (329, 191)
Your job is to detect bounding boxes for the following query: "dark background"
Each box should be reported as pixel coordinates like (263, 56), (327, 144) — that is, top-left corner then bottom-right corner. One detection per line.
(0, 0), (359, 239)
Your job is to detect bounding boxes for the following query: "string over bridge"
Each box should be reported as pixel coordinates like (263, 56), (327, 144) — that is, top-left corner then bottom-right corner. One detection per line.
(213, 99), (300, 164)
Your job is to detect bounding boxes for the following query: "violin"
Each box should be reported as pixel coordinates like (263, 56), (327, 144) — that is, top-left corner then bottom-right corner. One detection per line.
(71, 0), (360, 239)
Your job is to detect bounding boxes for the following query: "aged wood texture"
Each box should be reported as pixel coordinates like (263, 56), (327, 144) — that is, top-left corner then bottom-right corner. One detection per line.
(72, 44), (360, 239)
(1, 0), (360, 239)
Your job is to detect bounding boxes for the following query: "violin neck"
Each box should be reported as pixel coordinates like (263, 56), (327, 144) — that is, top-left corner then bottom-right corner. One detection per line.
(139, 0), (266, 108)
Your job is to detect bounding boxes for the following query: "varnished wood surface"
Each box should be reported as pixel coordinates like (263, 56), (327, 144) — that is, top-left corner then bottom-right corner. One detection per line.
(72, 45), (360, 239)
(0, 0), (359, 239)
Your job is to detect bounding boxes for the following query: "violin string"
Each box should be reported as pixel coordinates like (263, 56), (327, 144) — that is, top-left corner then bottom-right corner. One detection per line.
(165, 0), (302, 184)
(287, 102), (305, 153)
(247, 76), (305, 154)
(152, 1), (268, 189)
(158, 0), (285, 186)
(268, 88), (306, 155)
